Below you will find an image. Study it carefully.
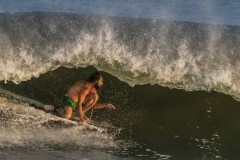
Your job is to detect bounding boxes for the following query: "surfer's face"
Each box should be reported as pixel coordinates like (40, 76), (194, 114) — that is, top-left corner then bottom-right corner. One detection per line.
(95, 76), (103, 90)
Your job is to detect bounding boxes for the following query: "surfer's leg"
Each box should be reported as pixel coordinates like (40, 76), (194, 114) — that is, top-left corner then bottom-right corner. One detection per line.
(44, 105), (55, 111)
(44, 104), (72, 119)
(82, 93), (99, 113)
(55, 106), (72, 119)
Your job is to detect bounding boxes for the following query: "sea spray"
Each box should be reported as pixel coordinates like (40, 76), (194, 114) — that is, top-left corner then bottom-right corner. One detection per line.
(0, 12), (240, 101)
(0, 92), (117, 149)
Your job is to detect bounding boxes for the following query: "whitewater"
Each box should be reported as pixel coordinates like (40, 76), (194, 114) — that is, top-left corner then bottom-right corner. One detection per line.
(1, 0), (240, 159)
(0, 11), (240, 101)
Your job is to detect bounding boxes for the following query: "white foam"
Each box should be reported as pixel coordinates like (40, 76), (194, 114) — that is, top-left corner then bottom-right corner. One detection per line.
(1, 13), (240, 101)
(0, 93), (117, 149)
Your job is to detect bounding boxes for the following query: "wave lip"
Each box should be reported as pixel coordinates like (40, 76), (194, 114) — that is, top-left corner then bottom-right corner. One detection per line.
(0, 12), (240, 101)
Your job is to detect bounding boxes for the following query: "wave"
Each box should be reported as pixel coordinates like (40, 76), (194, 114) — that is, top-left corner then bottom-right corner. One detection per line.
(0, 12), (240, 100)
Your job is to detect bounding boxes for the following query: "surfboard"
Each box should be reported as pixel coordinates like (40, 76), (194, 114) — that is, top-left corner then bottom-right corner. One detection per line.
(44, 105), (123, 132)
(70, 115), (123, 133)
(0, 90), (122, 132)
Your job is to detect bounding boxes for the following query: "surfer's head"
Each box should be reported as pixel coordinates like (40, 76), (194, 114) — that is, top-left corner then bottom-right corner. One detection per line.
(87, 71), (103, 90)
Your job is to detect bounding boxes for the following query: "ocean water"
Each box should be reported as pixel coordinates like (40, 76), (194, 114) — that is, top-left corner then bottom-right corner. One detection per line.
(0, 0), (240, 159)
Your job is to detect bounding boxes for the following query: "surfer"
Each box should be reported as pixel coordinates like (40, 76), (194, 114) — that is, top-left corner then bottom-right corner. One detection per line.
(44, 71), (116, 123)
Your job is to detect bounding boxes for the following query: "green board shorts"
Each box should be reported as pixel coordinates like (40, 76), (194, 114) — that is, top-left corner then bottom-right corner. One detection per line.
(63, 96), (77, 110)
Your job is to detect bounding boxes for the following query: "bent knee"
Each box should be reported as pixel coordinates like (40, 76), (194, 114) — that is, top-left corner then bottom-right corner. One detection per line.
(64, 111), (72, 119)
(87, 93), (99, 101)
(65, 114), (72, 119)
(93, 94), (99, 101)
(84, 94), (99, 104)
(63, 107), (72, 119)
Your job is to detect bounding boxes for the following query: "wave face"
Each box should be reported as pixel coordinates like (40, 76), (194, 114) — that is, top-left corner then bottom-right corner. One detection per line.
(0, 12), (240, 100)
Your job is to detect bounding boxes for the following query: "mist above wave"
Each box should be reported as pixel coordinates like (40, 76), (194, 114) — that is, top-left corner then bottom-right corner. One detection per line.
(1, 0), (240, 26)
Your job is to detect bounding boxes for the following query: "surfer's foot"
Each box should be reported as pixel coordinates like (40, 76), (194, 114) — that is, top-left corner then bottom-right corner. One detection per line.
(44, 105), (55, 111)
(81, 115), (89, 123)
(84, 116), (89, 121)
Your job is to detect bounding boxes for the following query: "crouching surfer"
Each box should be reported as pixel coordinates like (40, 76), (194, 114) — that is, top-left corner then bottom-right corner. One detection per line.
(44, 71), (116, 123)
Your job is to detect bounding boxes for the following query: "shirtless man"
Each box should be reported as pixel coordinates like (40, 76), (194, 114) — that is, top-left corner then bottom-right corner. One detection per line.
(44, 71), (116, 122)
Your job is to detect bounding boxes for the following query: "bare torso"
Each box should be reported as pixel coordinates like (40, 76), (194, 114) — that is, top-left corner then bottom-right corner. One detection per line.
(65, 81), (97, 102)
(44, 75), (116, 122)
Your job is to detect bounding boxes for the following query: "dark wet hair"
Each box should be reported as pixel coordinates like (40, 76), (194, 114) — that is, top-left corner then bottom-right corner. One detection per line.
(86, 71), (101, 84)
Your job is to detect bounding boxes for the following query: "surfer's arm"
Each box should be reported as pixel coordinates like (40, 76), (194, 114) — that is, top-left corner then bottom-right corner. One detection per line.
(77, 86), (90, 122)
(93, 103), (116, 110)
(77, 94), (86, 122)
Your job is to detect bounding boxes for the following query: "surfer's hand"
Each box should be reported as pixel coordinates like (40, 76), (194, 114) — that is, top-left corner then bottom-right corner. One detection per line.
(106, 104), (116, 110)
(80, 116), (88, 123)
(80, 118), (88, 123)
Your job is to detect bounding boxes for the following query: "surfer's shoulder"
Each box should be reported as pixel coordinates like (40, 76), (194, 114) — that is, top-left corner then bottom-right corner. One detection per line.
(75, 80), (92, 90)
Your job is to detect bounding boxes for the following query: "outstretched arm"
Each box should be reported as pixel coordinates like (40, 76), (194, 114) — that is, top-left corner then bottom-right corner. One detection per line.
(93, 103), (116, 110)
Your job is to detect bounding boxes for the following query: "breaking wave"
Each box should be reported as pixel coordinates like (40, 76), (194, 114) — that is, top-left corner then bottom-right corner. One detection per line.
(0, 12), (240, 100)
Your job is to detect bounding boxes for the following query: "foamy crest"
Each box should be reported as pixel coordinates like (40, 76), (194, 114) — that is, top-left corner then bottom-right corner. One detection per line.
(1, 12), (240, 101)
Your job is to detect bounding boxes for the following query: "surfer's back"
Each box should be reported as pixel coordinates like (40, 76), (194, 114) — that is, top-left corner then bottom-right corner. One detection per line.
(65, 80), (92, 102)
